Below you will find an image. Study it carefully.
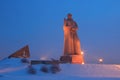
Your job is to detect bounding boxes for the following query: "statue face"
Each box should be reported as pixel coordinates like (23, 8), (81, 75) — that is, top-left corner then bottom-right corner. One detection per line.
(67, 14), (72, 19)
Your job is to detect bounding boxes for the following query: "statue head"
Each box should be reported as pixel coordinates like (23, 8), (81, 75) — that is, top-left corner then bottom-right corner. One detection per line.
(67, 13), (72, 19)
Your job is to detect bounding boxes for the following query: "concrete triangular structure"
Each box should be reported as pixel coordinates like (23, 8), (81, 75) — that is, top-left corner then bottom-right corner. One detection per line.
(8, 45), (30, 58)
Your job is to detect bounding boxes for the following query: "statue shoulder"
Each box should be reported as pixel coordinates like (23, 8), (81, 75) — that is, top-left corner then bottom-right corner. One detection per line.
(64, 18), (67, 25)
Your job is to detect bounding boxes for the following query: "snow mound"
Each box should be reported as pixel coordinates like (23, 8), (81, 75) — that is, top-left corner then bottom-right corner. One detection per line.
(0, 58), (120, 80)
(60, 64), (120, 78)
(0, 58), (28, 74)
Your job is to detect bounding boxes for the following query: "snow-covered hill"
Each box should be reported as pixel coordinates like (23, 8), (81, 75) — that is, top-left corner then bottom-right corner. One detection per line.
(0, 58), (120, 80)
(60, 64), (120, 77)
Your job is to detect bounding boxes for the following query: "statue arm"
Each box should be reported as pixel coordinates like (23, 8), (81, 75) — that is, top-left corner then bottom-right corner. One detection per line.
(71, 22), (78, 31)
(75, 22), (78, 28)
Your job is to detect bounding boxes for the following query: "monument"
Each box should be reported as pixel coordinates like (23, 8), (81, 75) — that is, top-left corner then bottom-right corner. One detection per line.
(60, 13), (84, 64)
(8, 45), (30, 58)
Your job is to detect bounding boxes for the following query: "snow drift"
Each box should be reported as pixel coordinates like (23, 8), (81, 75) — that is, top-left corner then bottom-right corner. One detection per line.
(0, 58), (120, 80)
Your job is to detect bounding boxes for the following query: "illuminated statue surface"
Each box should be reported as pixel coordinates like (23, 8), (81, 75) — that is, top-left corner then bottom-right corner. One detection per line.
(60, 13), (84, 64)
(64, 13), (81, 55)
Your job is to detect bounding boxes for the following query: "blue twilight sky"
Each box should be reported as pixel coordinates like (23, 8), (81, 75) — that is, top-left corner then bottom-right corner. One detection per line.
(0, 0), (120, 64)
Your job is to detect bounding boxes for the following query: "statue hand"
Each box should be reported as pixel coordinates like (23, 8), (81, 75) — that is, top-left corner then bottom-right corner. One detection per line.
(71, 27), (78, 31)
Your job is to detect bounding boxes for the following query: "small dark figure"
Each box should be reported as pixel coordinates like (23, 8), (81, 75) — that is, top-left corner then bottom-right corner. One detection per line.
(40, 66), (48, 73)
(50, 65), (60, 74)
(50, 59), (61, 74)
(28, 65), (36, 74)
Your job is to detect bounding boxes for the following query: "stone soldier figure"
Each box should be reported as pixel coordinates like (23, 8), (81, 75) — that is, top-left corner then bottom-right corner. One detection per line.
(63, 13), (81, 55)
(60, 13), (84, 64)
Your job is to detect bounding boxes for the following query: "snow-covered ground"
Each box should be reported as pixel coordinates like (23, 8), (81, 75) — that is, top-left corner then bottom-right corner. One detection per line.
(0, 58), (120, 80)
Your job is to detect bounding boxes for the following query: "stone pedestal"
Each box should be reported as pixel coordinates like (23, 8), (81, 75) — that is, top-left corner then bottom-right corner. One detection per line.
(60, 55), (83, 64)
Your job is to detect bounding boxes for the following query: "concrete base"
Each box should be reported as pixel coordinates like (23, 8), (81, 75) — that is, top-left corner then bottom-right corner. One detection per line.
(60, 55), (84, 64)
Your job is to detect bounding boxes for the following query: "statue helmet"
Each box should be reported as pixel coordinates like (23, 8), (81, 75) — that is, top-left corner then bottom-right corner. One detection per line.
(67, 13), (72, 16)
